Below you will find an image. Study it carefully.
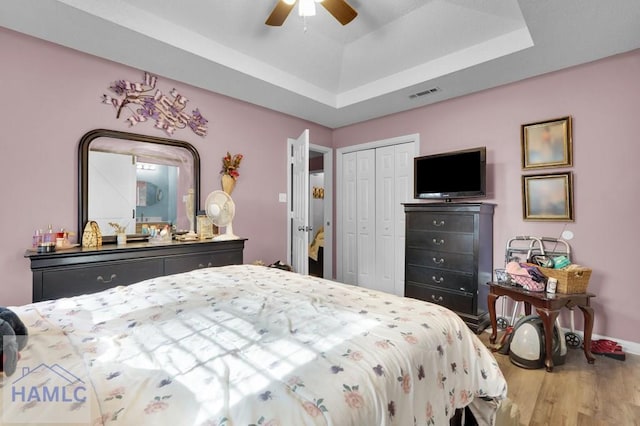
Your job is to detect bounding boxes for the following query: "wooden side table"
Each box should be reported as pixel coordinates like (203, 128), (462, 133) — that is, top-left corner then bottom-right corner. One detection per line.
(487, 282), (596, 372)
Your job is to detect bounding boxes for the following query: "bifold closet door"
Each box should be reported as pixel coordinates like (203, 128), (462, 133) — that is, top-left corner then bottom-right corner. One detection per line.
(375, 143), (413, 296)
(342, 149), (376, 287)
(342, 151), (358, 285)
(342, 143), (413, 293)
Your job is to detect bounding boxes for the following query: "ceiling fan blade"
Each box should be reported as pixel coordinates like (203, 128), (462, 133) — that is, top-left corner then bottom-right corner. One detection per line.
(265, 1), (296, 26)
(320, 0), (358, 25)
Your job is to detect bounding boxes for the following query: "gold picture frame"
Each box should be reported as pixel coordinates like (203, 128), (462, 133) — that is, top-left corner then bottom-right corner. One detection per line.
(522, 172), (574, 221)
(521, 116), (572, 169)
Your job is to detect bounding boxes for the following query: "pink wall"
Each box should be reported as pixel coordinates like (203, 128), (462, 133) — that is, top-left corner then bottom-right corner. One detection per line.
(0, 27), (332, 306)
(334, 49), (640, 344)
(2, 26), (639, 345)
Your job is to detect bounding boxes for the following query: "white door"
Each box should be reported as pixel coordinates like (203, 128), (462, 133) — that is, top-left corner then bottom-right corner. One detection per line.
(290, 130), (310, 275)
(356, 149), (376, 288)
(393, 143), (414, 296)
(373, 143), (413, 295)
(375, 146), (396, 293)
(342, 151), (358, 284)
(337, 135), (419, 291)
(88, 151), (136, 234)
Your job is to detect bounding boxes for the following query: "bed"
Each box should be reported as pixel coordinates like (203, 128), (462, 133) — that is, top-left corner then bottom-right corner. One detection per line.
(2, 264), (506, 425)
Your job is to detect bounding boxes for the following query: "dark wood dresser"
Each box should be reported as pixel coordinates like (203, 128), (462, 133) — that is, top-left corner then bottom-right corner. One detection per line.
(404, 203), (494, 333)
(25, 239), (246, 302)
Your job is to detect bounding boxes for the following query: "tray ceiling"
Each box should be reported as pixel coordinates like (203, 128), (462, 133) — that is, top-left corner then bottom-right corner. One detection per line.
(1, 0), (639, 128)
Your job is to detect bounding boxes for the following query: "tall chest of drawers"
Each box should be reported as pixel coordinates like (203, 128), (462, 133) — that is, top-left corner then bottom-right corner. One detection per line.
(404, 203), (494, 333)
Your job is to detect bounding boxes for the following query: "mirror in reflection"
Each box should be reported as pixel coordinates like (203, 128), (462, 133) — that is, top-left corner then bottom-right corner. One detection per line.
(137, 180), (164, 207)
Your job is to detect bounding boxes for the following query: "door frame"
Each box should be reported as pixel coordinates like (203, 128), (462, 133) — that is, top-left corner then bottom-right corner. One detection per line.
(336, 133), (420, 283)
(286, 140), (333, 278)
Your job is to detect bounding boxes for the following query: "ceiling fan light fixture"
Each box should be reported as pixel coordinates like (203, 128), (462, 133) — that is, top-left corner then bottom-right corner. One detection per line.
(299, 0), (316, 17)
(265, 0), (356, 27)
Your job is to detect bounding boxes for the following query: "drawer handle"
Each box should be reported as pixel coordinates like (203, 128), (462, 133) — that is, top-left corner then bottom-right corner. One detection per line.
(432, 220), (445, 227)
(198, 262), (213, 268)
(431, 294), (444, 303)
(431, 275), (444, 284)
(432, 238), (445, 245)
(432, 257), (445, 265)
(96, 274), (117, 284)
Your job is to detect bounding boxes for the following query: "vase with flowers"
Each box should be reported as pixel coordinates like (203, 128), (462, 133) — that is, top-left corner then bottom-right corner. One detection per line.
(220, 152), (243, 195)
(108, 222), (128, 245)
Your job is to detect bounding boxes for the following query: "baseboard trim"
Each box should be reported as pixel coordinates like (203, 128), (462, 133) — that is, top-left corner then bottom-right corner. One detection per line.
(485, 327), (640, 355)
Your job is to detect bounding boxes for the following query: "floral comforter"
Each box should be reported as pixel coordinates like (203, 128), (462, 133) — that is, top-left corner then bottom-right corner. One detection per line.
(3, 264), (506, 425)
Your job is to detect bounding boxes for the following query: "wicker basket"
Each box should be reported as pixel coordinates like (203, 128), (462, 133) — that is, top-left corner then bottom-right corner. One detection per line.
(538, 266), (592, 293)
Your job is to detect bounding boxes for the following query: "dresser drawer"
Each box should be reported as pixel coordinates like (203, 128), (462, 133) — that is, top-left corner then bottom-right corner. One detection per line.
(407, 212), (475, 233)
(406, 248), (474, 273)
(406, 265), (476, 293)
(28, 239), (247, 302)
(164, 250), (242, 275)
(40, 258), (164, 300)
(406, 230), (474, 253)
(405, 284), (474, 314)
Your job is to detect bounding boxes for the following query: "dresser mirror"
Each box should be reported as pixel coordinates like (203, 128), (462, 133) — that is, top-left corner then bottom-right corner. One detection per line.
(79, 129), (200, 242)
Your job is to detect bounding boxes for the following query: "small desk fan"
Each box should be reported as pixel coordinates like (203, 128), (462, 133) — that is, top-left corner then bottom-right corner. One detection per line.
(205, 190), (238, 241)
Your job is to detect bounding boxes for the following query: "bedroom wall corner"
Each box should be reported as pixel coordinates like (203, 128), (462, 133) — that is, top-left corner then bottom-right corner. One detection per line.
(0, 26), (333, 306)
(332, 49), (640, 346)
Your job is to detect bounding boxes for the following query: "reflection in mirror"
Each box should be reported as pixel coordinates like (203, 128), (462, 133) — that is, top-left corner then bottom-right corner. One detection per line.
(79, 129), (200, 241)
(137, 180), (164, 207)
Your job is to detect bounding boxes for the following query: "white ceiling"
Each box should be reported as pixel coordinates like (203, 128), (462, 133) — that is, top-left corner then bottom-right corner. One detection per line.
(1, 0), (639, 128)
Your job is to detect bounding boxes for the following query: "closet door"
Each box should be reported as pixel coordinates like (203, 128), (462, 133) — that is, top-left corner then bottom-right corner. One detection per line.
(342, 152), (358, 284)
(339, 139), (416, 290)
(375, 146), (395, 294)
(356, 149), (376, 288)
(375, 143), (413, 296)
(393, 143), (414, 296)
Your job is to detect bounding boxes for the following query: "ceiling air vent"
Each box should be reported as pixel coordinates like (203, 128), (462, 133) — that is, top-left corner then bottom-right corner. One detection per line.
(409, 87), (440, 99)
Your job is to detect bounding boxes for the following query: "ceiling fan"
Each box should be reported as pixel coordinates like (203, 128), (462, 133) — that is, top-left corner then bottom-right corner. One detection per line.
(265, 0), (358, 26)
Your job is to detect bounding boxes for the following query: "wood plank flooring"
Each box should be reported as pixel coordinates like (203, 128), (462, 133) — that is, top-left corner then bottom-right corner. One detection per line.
(477, 332), (640, 425)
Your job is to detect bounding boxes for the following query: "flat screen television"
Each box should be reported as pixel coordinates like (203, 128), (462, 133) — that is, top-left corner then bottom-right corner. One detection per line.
(414, 147), (486, 200)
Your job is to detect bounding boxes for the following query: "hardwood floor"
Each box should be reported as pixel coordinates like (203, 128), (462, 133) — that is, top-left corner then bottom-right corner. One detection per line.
(477, 331), (640, 425)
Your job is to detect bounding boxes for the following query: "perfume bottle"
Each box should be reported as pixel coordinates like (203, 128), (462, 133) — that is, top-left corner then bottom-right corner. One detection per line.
(43, 225), (55, 243)
(32, 229), (43, 248)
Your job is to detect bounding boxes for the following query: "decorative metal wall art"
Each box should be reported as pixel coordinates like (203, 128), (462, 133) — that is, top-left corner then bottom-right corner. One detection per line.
(102, 72), (208, 137)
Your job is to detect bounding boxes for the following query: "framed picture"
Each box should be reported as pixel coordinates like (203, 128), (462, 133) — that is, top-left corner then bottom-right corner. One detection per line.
(521, 116), (572, 169)
(522, 172), (574, 221)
